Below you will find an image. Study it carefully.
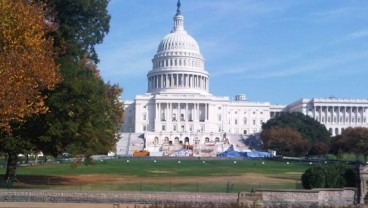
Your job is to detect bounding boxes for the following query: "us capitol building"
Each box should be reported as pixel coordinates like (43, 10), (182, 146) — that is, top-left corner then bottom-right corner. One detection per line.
(119, 1), (368, 157)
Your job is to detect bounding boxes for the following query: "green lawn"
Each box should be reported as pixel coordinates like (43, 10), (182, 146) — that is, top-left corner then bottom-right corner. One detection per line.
(0, 158), (314, 192)
(15, 158), (309, 176)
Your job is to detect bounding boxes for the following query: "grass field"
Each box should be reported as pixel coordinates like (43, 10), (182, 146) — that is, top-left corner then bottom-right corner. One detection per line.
(0, 158), (315, 192)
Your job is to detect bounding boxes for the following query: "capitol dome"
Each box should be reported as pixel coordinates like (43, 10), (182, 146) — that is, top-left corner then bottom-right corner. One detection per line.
(157, 31), (201, 54)
(147, 0), (210, 95)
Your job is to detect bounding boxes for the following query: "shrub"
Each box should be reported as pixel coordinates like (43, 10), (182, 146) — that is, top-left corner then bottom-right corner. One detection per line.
(301, 164), (356, 189)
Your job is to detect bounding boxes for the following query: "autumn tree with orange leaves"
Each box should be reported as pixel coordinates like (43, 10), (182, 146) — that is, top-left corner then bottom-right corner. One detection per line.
(261, 127), (311, 157)
(0, 0), (60, 181)
(0, 0), (60, 133)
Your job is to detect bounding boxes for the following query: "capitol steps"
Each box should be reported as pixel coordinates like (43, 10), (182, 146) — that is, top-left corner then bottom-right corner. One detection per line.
(227, 134), (250, 152)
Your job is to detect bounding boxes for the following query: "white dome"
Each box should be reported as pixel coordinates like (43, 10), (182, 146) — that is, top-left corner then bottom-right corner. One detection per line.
(157, 31), (201, 54)
(147, 2), (210, 96)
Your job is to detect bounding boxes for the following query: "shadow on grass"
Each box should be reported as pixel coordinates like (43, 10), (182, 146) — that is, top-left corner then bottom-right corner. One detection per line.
(1, 174), (78, 189)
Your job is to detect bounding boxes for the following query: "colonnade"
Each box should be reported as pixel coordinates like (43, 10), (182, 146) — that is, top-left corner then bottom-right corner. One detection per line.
(312, 106), (367, 124)
(154, 102), (210, 132)
(153, 57), (203, 69)
(148, 73), (208, 91)
(311, 106), (367, 136)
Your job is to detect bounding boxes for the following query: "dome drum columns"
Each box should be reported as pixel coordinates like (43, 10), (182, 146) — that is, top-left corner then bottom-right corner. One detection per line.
(148, 73), (209, 92)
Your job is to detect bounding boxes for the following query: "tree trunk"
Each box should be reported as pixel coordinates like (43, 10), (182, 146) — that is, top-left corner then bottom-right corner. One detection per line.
(5, 153), (18, 184)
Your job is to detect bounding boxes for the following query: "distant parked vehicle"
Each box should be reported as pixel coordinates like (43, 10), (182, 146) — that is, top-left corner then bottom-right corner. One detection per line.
(133, 150), (150, 157)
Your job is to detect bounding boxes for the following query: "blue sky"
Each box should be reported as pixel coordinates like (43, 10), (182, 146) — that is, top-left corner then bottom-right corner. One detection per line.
(96, 0), (368, 105)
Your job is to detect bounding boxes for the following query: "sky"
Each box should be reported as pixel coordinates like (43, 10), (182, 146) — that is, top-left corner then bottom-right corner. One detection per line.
(95, 0), (368, 105)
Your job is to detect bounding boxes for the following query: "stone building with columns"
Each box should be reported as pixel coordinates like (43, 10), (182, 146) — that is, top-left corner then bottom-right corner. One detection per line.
(285, 98), (368, 136)
(119, 1), (368, 156)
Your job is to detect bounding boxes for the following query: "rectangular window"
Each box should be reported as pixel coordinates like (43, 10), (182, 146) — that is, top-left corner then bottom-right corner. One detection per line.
(143, 125), (147, 131)
(235, 119), (238, 125)
(218, 114), (222, 121)
(172, 113), (177, 121)
(162, 125), (166, 131)
(173, 124), (177, 131)
(253, 120), (256, 125)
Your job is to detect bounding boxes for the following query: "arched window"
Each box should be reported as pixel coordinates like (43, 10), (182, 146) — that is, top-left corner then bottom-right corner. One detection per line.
(184, 137), (189, 144)
(164, 137), (169, 144)
(154, 137), (159, 144)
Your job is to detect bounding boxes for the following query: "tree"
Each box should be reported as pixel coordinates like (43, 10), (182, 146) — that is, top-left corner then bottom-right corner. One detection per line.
(1, 0), (121, 183)
(29, 0), (122, 159)
(261, 127), (310, 157)
(330, 127), (368, 162)
(262, 112), (331, 155)
(29, 56), (124, 159)
(309, 142), (330, 157)
(0, 0), (60, 132)
(0, 0), (61, 181)
(38, 0), (111, 62)
(301, 164), (356, 189)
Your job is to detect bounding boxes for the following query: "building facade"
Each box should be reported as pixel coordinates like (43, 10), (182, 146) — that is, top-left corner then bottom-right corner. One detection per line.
(120, 1), (368, 156)
(285, 98), (368, 136)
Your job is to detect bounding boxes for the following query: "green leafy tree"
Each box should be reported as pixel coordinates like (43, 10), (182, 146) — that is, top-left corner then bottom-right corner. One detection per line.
(301, 164), (356, 189)
(39, 0), (111, 62)
(262, 112), (331, 155)
(24, 56), (123, 159)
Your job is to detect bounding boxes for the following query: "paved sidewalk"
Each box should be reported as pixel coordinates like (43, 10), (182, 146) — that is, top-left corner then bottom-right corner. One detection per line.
(0, 202), (146, 208)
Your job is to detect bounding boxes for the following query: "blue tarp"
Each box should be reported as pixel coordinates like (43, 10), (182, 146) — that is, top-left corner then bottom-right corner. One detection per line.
(245, 151), (271, 158)
(217, 150), (271, 158)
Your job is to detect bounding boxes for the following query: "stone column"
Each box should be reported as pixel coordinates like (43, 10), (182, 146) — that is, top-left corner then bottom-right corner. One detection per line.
(155, 103), (158, 121)
(161, 75), (163, 88)
(158, 102), (161, 121)
(186, 103), (188, 122)
(350, 107), (353, 123)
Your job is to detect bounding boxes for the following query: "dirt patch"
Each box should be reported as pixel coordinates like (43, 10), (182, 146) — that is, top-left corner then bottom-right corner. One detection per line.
(16, 173), (298, 186)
